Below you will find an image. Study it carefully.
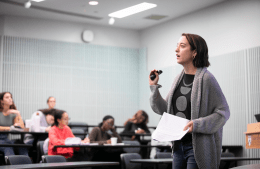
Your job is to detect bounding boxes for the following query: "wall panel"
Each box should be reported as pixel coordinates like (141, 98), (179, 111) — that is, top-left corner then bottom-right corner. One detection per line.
(1, 36), (144, 127)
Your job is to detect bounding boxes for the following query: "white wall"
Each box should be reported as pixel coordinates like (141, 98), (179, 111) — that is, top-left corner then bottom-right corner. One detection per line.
(141, 0), (260, 70)
(2, 15), (141, 48)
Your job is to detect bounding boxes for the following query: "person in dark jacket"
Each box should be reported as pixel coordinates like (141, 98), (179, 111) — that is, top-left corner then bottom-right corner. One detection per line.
(121, 110), (150, 141)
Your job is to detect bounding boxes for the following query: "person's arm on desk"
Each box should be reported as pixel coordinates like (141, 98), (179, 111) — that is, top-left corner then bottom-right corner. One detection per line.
(0, 126), (10, 131)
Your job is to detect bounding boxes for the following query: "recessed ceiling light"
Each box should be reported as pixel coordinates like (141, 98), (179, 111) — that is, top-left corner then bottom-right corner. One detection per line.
(89, 1), (98, 5)
(31, 0), (45, 2)
(108, 2), (157, 18)
(108, 18), (115, 25)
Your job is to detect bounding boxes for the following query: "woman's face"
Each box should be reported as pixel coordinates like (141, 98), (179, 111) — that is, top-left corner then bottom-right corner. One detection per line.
(136, 111), (145, 124)
(58, 112), (69, 127)
(1, 93), (13, 107)
(175, 36), (196, 66)
(102, 118), (114, 131)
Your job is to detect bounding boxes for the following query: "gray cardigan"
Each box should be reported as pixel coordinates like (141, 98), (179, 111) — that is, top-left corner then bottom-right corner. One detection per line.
(150, 67), (230, 169)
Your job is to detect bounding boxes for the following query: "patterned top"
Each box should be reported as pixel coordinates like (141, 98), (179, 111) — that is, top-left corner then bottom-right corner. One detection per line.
(172, 74), (194, 142)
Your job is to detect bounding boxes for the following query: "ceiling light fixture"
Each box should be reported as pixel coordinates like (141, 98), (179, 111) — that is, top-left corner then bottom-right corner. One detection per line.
(108, 2), (157, 18)
(24, 1), (31, 8)
(108, 18), (115, 25)
(89, 1), (98, 5)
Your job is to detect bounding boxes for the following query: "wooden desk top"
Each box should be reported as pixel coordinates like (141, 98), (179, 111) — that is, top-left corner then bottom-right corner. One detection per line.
(0, 161), (119, 169)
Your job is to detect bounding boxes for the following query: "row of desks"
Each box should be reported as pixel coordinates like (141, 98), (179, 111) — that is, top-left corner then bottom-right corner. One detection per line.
(1, 157), (259, 169)
(0, 161), (119, 169)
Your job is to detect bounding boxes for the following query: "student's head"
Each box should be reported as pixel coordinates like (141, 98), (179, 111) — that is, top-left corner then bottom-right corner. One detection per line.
(41, 109), (55, 125)
(175, 33), (210, 68)
(135, 110), (149, 124)
(100, 115), (114, 131)
(54, 110), (69, 127)
(0, 92), (17, 111)
(47, 96), (56, 109)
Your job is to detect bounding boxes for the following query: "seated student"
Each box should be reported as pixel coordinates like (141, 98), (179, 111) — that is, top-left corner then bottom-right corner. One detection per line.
(89, 115), (122, 145)
(48, 110), (89, 161)
(121, 110), (150, 141)
(47, 96), (56, 109)
(0, 92), (28, 156)
(24, 109), (55, 144)
(89, 115), (122, 168)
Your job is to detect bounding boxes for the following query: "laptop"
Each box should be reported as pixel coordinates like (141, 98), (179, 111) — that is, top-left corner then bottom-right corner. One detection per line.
(255, 114), (260, 122)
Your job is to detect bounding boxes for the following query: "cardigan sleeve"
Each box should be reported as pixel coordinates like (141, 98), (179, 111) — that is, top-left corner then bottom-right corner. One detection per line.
(192, 74), (230, 134)
(149, 85), (168, 115)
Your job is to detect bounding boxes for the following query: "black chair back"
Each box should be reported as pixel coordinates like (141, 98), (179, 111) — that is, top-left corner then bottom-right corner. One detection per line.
(5, 155), (32, 165)
(219, 152), (236, 169)
(122, 140), (140, 153)
(155, 152), (172, 169)
(71, 128), (85, 140)
(42, 155), (66, 163)
(155, 152), (172, 159)
(120, 153), (141, 169)
(69, 122), (88, 133)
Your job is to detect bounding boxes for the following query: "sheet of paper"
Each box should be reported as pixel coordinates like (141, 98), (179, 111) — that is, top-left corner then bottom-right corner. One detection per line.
(152, 112), (190, 142)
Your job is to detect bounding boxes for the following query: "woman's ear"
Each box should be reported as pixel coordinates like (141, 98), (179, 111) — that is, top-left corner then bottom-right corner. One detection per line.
(193, 50), (197, 59)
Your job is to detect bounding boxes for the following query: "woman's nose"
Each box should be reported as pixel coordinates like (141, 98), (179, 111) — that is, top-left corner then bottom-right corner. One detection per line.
(175, 46), (179, 52)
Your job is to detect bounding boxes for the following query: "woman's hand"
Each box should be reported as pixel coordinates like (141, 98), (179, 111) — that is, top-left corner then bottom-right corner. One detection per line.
(135, 129), (145, 134)
(149, 69), (159, 86)
(183, 121), (194, 133)
(81, 137), (90, 143)
(131, 135), (136, 140)
(45, 126), (52, 132)
(106, 139), (111, 144)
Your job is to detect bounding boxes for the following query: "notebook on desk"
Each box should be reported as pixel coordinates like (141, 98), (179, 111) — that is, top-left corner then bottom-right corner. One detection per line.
(255, 114), (260, 122)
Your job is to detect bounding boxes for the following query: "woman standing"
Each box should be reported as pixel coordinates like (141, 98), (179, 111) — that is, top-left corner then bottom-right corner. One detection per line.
(149, 33), (230, 169)
(0, 92), (28, 156)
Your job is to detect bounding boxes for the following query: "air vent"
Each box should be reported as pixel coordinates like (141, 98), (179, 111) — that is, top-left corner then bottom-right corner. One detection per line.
(144, 14), (167, 20)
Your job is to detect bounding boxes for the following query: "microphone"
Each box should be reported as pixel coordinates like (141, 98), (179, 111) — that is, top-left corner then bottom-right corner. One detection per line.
(150, 70), (163, 81)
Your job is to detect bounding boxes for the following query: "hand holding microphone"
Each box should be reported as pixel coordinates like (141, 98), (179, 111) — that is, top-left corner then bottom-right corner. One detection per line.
(149, 69), (163, 85)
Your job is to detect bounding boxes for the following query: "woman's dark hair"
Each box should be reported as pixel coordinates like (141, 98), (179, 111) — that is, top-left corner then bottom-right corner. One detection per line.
(54, 109), (66, 126)
(141, 110), (149, 125)
(98, 115), (114, 128)
(0, 92), (17, 111)
(39, 108), (56, 116)
(181, 33), (210, 68)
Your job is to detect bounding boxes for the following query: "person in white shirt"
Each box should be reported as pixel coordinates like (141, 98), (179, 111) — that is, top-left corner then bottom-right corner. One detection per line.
(24, 109), (55, 144)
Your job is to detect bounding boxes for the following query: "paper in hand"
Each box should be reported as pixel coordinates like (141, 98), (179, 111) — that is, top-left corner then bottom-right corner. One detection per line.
(152, 112), (190, 142)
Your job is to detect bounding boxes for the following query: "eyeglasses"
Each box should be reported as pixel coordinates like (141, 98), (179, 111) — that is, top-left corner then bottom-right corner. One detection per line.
(61, 117), (70, 121)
